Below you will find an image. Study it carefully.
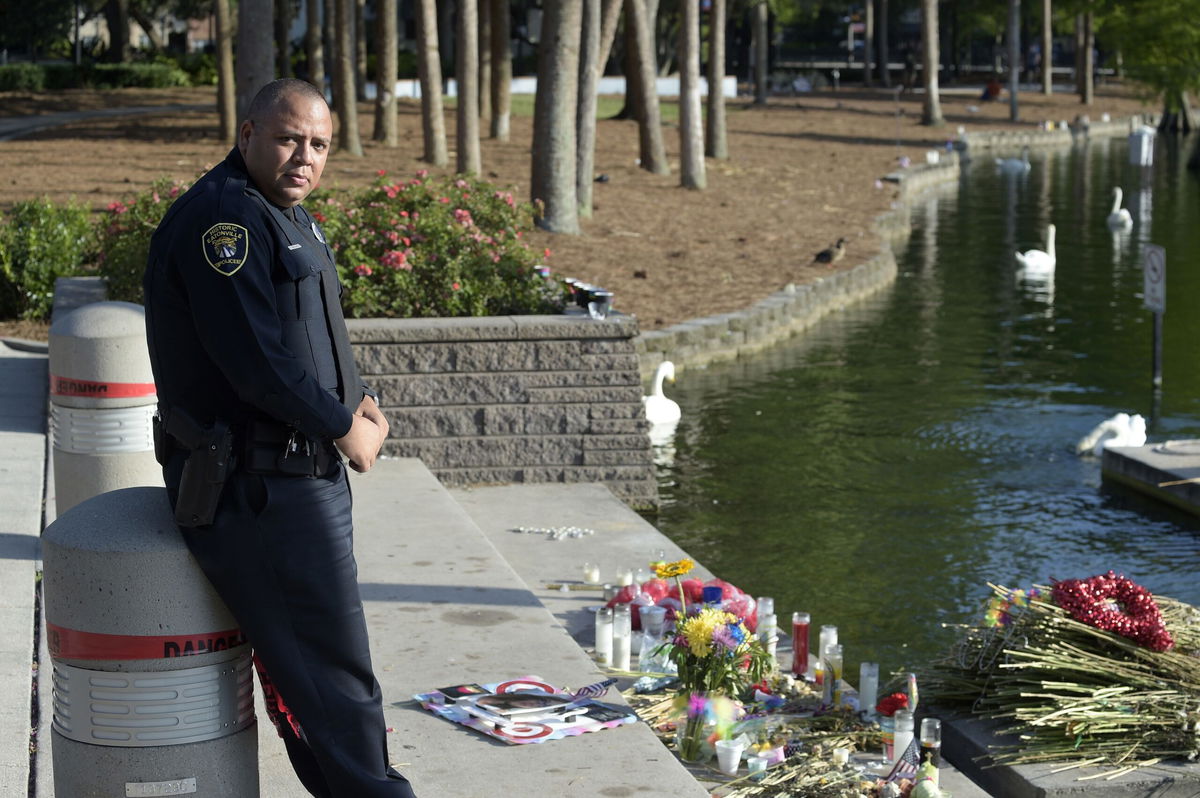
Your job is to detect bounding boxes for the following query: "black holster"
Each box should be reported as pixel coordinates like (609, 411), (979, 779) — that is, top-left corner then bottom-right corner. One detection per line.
(157, 405), (235, 529)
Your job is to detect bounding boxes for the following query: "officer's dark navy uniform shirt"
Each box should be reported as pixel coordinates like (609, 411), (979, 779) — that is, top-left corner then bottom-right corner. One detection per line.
(144, 146), (355, 441)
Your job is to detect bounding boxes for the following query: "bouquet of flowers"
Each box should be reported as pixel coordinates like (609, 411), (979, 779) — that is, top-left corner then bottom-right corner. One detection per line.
(668, 606), (774, 697)
(924, 572), (1200, 773)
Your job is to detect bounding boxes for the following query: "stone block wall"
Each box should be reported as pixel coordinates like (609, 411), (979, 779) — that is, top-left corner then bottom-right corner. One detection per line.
(348, 313), (657, 509)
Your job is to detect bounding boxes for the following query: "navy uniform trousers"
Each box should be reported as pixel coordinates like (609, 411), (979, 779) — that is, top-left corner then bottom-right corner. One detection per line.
(166, 452), (416, 798)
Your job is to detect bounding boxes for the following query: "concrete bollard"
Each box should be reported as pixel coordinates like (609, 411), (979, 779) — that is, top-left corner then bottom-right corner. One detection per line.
(48, 301), (162, 514)
(1129, 124), (1156, 167)
(43, 487), (259, 797)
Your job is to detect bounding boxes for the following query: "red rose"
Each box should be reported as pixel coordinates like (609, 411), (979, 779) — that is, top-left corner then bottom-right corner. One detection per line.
(876, 692), (909, 717)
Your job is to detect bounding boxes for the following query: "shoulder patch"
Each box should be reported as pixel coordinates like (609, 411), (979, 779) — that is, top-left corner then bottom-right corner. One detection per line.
(202, 223), (250, 276)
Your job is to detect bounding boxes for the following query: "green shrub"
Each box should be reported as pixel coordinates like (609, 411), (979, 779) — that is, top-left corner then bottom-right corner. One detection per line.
(0, 198), (92, 320)
(316, 171), (565, 318)
(91, 63), (190, 88)
(95, 178), (190, 304)
(42, 63), (85, 90)
(0, 64), (45, 92)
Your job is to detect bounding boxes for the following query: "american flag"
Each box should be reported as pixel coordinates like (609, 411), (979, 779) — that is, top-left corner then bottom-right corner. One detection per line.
(571, 678), (618, 699)
(886, 737), (921, 782)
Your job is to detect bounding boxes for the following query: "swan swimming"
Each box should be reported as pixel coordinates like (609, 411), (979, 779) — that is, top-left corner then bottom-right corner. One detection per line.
(1076, 412), (1147, 457)
(643, 361), (681, 425)
(1106, 187), (1133, 232)
(995, 147), (1031, 174)
(1015, 223), (1056, 274)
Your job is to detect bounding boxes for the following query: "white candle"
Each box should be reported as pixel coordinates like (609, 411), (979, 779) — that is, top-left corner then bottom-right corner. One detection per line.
(612, 605), (632, 670)
(616, 567), (633, 587)
(816, 625), (838, 685)
(594, 607), (613, 666)
(859, 661), (879, 719)
(758, 613), (777, 659)
(583, 562), (601, 584)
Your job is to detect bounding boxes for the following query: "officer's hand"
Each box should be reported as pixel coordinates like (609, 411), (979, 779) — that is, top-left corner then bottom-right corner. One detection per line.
(356, 395), (389, 439)
(335, 413), (387, 473)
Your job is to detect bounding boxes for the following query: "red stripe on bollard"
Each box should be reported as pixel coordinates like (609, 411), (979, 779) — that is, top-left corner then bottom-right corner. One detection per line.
(47, 622), (247, 660)
(50, 374), (156, 398)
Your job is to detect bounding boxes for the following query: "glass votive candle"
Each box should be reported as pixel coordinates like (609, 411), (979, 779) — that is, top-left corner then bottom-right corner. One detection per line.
(602, 583), (618, 602)
(892, 710), (915, 766)
(616, 567), (633, 587)
(756, 596), (775, 620)
(594, 607), (613, 666)
(858, 661), (879, 719)
(824, 643), (844, 706)
(633, 567), (651, 587)
(920, 717), (942, 770)
(582, 562), (601, 585)
(757, 613), (777, 659)
(640, 605), (667, 639)
(790, 612), (810, 677)
(612, 604), (632, 671)
(815, 625), (838, 685)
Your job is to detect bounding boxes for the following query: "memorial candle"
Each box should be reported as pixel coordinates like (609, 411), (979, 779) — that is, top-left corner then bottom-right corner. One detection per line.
(594, 607), (613, 666)
(791, 612), (810, 677)
(612, 604), (632, 671)
(858, 661), (879, 719)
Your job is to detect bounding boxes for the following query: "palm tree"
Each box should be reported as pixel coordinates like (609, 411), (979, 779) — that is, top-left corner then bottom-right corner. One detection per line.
(532, 0), (583, 234)
(920, 0), (944, 126)
(373, 0), (399, 145)
(214, 0), (236, 142)
(416, 0), (448, 164)
(334, 0), (363, 155)
(235, 0), (274, 122)
(456, 0), (482, 174)
(678, 0), (705, 188)
(489, 0), (513, 140)
(705, 0), (727, 159)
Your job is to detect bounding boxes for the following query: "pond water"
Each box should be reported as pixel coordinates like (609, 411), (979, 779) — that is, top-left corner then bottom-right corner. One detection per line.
(652, 133), (1200, 680)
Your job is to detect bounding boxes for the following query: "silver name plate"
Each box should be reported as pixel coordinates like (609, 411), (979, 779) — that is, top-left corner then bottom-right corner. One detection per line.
(125, 778), (198, 796)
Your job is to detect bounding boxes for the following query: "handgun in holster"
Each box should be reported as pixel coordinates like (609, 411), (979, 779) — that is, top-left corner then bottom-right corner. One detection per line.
(156, 405), (235, 529)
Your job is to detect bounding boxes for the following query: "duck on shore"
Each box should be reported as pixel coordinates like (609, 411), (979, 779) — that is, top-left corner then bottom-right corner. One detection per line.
(813, 238), (846, 265)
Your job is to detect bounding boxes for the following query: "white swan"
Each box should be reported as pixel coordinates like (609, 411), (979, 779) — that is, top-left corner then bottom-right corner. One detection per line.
(1106, 187), (1133, 231)
(1076, 412), (1147, 456)
(1015, 224), (1056, 274)
(643, 361), (681, 425)
(996, 147), (1031, 174)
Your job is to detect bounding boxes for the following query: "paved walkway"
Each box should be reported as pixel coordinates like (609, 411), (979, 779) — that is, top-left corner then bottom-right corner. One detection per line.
(0, 104), (210, 142)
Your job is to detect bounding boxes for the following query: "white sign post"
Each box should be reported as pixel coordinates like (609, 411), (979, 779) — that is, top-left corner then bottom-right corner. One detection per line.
(1142, 245), (1166, 390)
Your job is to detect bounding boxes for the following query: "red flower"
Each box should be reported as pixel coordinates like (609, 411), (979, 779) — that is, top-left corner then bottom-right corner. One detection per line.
(376, 169), (387, 177)
(354, 264), (373, 276)
(876, 692), (908, 717)
(452, 281), (461, 290)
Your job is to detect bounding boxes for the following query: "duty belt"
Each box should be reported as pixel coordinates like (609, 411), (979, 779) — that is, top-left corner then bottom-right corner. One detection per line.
(241, 418), (336, 478)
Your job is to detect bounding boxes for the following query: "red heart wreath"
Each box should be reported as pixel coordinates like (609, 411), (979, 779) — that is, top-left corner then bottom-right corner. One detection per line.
(1051, 571), (1174, 652)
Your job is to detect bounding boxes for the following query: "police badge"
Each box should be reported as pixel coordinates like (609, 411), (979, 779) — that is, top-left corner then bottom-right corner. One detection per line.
(311, 221), (326, 243)
(203, 223), (250, 275)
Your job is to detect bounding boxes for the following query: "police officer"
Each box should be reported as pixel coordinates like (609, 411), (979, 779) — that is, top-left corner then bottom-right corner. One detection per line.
(143, 78), (417, 797)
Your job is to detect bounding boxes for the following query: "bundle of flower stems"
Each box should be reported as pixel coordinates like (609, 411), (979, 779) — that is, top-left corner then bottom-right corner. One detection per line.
(924, 582), (1200, 770)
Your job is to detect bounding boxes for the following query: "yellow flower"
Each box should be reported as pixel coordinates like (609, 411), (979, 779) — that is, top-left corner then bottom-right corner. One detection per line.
(680, 607), (736, 658)
(654, 558), (694, 579)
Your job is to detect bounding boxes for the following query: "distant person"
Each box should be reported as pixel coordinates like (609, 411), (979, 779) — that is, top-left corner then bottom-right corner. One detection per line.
(981, 75), (1003, 101)
(902, 47), (917, 92)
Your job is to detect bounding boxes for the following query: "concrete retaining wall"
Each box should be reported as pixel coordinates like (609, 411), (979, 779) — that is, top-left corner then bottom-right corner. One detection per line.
(348, 313), (657, 509)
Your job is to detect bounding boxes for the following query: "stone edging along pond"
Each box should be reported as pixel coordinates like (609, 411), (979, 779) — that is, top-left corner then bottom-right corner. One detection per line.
(634, 112), (1156, 382)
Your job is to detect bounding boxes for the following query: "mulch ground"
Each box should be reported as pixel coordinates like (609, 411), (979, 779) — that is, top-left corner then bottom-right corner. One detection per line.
(0, 81), (1154, 342)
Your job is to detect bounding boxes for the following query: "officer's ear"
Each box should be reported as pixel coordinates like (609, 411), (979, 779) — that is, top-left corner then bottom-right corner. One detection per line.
(237, 120), (254, 155)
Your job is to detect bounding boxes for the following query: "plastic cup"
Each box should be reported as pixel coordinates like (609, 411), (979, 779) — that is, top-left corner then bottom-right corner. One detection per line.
(715, 738), (745, 776)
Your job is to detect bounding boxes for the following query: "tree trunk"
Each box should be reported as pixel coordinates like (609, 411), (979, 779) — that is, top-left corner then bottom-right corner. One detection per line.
(489, 0), (512, 139)
(416, 0), (448, 164)
(616, 10), (642, 121)
(306, 0), (325, 90)
(456, 0), (481, 174)
(920, 0), (943, 126)
(1080, 10), (1093, 105)
(531, 0), (582, 234)
(274, 0), (291, 77)
(373, 0), (398, 144)
(679, 0), (704, 188)
(479, 0), (492, 122)
(324, 0), (337, 104)
(335, 0), (363, 155)
(877, 0), (889, 87)
(1041, 0), (1051, 95)
(104, 0), (130, 62)
(130, 7), (166, 51)
(355, 0), (368, 101)
(705, 0), (727, 159)
(595, 0), (624, 77)
(1008, 0), (1019, 121)
(215, 0), (236, 142)
(235, 0), (274, 122)
(627, 0), (668, 173)
(752, 1), (767, 104)
(862, 0), (873, 87)
(577, 0), (601, 216)
(1073, 13), (1084, 95)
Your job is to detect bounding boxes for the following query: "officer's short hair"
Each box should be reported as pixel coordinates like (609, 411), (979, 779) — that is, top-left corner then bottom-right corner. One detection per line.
(246, 79), (328, 124)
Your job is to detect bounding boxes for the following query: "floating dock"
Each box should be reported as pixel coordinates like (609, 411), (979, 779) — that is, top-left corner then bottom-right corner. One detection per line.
(1101, 440), (1200, 517)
